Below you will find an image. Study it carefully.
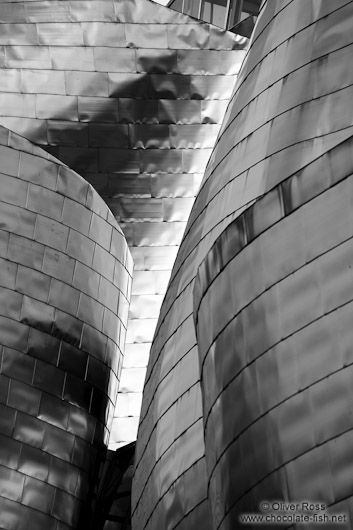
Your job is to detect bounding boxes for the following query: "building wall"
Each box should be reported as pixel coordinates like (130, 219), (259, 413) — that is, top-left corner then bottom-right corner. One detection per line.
(194, 134), (353, 530)
(0, 0), (246, 448)
(133, 0), (353, 529)
(0, 126), (132, 530)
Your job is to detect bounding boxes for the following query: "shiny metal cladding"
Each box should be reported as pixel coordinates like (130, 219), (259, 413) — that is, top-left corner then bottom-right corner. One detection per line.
(0, 126), (132, 530)
(195, 133), (353, 529)
(0, 0), (246, 449)
(133, 1), (353, 529)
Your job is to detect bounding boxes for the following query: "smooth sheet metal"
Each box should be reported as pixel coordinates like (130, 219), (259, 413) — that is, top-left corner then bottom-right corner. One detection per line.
(195, 134), (353, 530)
(0, 0), (246, 455)
(0, 126), (132, 530)
(133, 1), (353, 530)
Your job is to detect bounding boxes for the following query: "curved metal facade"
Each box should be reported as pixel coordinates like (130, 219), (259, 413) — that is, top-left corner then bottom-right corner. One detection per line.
(0, 126), (132, 529)
(133, 0), (353, 529)
(194, 134), (353, 529)
(0, 0), (246, 448)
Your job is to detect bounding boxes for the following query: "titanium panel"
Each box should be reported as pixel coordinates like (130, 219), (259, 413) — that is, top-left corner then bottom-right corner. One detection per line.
(170, 124), (219, 148)
(93, 47), (137, 73)
(47, 121), (89, 147)
(81, 21), (126, 47)
(36, 94), (78, 121)
(158, 99), (202, 124)
(118, 98), (159, 124)
(0, 93), (35, 118)
(6, 45), (51, 69)
(22, 69), (66, 95)
(50, 47), (95, 71)
(37, 23), (84, 46)
(24, 1), (71, 23)
(0, 126), (132, 529)
(78, 96), (120, 123)
(0, 23), (38, 46)
(65, 71), (109, 97)
(136, 48), (178, 74)
(125, 23), (168, 49)
(0, 70), (21, 93)
(69, 0), (116, 22)
(167, 23), (210, 49)
(129, 124), (170, 149)
(88, 123), (129, 148)
(150, 173), (196, 197)
(190, 74), (236, 99)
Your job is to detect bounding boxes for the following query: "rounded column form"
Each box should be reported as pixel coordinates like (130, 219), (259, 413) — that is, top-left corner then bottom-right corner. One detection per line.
(194, 135), (353, 529)
(0, 0), (246, 452)
(134, 1), (353, 530)
(0, 126), (132, 530)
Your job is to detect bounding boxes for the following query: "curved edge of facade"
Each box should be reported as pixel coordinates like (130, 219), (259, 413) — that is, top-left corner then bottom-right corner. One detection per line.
(0, 0), (247, 450)
(133, 1), (353, 530)
(0, 125), (132, 529)
(194, 133), (353, 529)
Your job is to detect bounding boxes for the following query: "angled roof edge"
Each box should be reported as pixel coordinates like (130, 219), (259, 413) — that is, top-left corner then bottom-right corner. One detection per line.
(134, 0), (248, 48)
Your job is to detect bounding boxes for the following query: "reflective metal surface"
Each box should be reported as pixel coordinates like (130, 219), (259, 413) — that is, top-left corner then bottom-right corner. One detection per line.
(195, 133), (353, 530)
(0, 126), (132, 529)
(91, 443), (135, 530)
(133, 1), (353, 529)
(168, 0), (261, 35)
(0, 0), (246, 449)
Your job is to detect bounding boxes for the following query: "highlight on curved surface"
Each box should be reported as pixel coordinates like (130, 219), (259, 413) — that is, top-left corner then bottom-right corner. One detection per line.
(194, 134), (353, 530)
(0, 0), (247, 447)
(133, 1), (353, 529)
(0, 126), (132, 530)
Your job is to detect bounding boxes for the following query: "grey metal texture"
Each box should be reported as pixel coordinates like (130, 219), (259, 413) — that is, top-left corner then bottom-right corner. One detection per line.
(168, 0), (261, 33)
(194, 134), (353, 530)
(133, 0), (353, 529)
(91, 442), (135, 529)
(0, 125), (132, 530)
(0, 0), (247, 449)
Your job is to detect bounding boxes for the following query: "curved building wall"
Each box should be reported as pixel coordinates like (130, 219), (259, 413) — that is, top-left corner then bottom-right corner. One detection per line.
(133, 1), (353, 529)
(0, 126), (132, 529)
(194, 135), (353, 529)
(0, 0), (246, 447)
